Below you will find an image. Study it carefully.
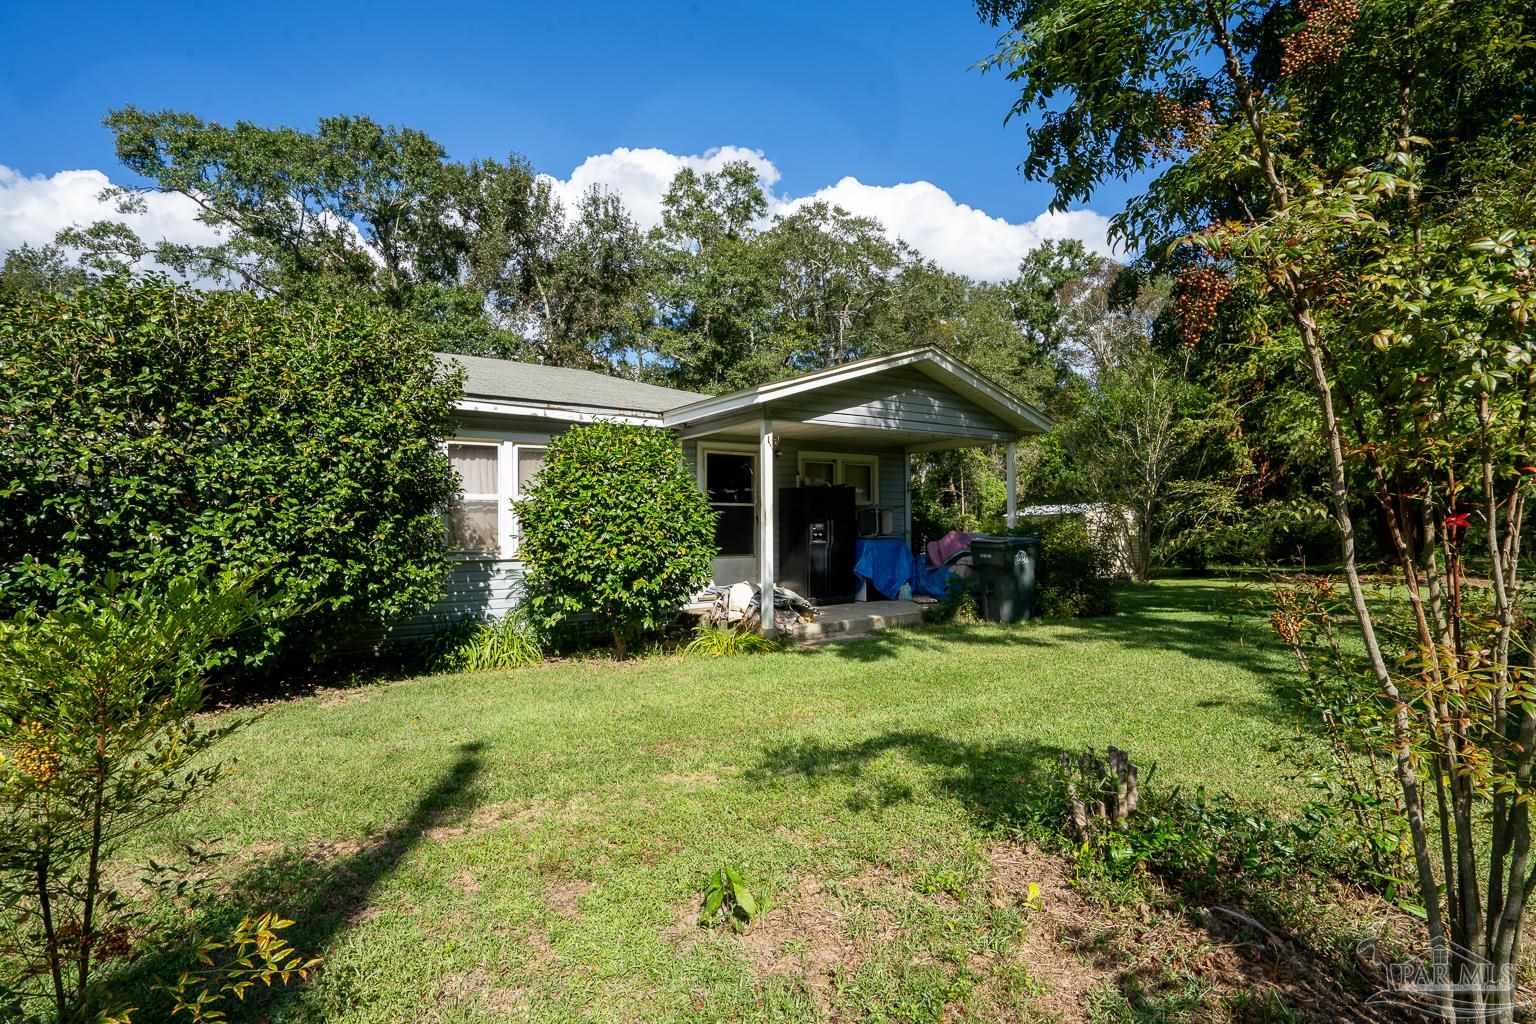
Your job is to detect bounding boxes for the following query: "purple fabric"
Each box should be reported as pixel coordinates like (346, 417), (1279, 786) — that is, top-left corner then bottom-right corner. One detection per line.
(926, 530), (974, 568)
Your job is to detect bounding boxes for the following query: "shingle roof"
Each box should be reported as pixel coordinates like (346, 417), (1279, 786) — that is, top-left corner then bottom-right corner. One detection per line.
(437, 353), (709, 414)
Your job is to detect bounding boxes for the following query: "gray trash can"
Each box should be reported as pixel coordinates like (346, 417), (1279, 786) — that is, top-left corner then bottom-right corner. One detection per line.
(968, 535), (1039, 623)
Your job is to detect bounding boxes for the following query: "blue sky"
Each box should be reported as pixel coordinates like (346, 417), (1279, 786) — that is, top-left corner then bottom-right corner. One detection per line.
(0, 0), (1142, 279)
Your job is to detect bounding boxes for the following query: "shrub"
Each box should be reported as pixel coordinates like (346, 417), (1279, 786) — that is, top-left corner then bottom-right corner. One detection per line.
(0, 278), (461, 674)
(1034, 518), (1116, 618)
(0, 576), (315, 1022)
(515, 422), (716, 658)
(683, 623), (779, 658)
(437, 607), (544, 672)
(922, 576), (981, 625)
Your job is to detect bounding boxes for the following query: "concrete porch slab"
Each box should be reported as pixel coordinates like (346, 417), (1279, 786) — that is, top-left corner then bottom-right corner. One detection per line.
(786, 599), (925, 645)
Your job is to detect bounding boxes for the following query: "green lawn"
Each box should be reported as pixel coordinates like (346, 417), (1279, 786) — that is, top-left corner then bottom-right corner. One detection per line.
(116, 579), (1316, 1023)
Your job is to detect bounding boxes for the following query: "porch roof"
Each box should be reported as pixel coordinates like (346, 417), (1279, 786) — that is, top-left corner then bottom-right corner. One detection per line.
(660, 347), (1051, 449)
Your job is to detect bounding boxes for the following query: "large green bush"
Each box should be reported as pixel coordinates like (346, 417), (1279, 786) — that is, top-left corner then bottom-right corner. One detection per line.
(0, 278), (461, 670)
(515, 422), (716, 658)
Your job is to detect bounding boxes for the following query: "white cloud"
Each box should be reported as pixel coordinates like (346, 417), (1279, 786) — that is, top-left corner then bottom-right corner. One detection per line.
(538, 146), (780, 235)
(3, 149), (1114, 284)
(781, 177), (1115, 282)
(0, 164), (221, 261)
(539, 147), (1114, 281)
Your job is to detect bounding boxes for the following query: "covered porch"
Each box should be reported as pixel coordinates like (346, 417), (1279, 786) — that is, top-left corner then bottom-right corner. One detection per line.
(663, 347), (1051, 636)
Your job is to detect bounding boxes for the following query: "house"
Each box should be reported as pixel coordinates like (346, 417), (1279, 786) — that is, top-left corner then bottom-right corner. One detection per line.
(423, 346), (1050, 638)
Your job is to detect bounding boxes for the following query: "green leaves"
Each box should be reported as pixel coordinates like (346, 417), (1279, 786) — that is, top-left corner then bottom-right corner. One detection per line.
(698, 864), (764, 930)
(0, 577), (270, 1020)
(514, 423), (716, 658)
(0, 278), (461, 672)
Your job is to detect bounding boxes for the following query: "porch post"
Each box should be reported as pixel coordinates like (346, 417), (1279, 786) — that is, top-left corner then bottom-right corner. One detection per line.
(758, 417), (776, 636)
(1005, 440), (1018, 530)
(903, 448), (913, 547)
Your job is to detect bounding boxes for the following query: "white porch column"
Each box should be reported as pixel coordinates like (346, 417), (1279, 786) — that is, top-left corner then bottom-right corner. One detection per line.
(903, 448), (913, 546)
(758, 417), (776, 636)
(1005, 440), (1018, 530)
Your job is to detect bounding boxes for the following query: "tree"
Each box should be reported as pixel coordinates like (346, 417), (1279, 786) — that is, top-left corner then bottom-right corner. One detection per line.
(484, 182), (654, 370)
(57, 110), (547, 360)
(514, 422), (716, 658)
(650, 161), (782, 391)
(977, 0), (1536, 1014)
(1058, 343), (1234, 579)
(0, 245), (91, 301)
(0, 576), (315, 1023)
(0, 278), (462, 673)
(764, 200), (906, 370)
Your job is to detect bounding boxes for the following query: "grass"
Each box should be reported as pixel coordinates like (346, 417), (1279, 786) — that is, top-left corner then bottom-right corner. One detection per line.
(111, 578), (1322, 1023)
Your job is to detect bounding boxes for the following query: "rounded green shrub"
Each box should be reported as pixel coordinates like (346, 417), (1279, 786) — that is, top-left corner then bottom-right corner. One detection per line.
(515, 422), (716, 658)
(0, 277), (461, 672)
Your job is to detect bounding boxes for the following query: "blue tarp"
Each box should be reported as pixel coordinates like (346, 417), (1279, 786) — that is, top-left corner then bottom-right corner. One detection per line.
(853, 538), (952, 600)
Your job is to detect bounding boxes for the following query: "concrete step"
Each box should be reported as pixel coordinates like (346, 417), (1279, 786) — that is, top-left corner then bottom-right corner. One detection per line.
(787, 601), (925, 645)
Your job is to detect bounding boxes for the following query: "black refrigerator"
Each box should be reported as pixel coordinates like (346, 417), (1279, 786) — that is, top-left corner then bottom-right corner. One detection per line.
(777, 485), (858, 604)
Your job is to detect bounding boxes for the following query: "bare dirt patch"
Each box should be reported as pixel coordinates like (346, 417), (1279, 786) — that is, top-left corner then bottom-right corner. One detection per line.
(984, 841), (1422, 1023)
(738, 875), (863, 1010)
(431, 965), (528, 1019)
(546, 878), (593, 919)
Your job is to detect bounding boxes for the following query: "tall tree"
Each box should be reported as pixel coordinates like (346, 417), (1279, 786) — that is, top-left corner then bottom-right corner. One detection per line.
(483, 182), (653, 370)
(650, 162), (780, 390)
(764, 200), (906, 370)
(977, 0), (1536, 1015)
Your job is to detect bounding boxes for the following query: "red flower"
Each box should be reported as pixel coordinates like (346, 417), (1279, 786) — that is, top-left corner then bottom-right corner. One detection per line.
(1522, 465), (1536, 475)
(1445, 512), (1471, 529)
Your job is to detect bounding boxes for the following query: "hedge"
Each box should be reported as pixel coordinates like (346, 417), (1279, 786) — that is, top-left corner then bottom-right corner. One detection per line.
(0, 277), (462, 671)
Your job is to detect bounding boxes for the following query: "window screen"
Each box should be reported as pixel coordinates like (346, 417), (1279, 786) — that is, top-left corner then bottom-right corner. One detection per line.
(844, 462), (874, 505)
(446, 442), (500, 554)
(802, 460), (836, 486)
(705, 451), (755, 557)
(516, 446), (546, 495)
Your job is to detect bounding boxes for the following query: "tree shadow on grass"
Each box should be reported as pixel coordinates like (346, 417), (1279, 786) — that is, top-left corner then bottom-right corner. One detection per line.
(110, 740), (487, 1020)
(747, 729), (1069, 834)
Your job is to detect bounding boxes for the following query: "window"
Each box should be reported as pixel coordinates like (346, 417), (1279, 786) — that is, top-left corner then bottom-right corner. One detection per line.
(516, 446), (545, 496)
(801, 460), (836, 487)
(798, 452), (879, 507)
(446, 441), (500, 554)
(703, 449), (755, 557)
(843, 461), (874, 506)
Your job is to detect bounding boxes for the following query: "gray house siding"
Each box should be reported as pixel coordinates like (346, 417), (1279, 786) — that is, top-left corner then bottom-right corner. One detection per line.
(773, 367), (1013, 440)
(390, 413), (561, 642)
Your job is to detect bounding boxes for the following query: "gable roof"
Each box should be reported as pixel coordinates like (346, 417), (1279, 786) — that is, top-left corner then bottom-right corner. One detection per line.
(437, 352), (708, 415)
(660, 347), (1052, 435)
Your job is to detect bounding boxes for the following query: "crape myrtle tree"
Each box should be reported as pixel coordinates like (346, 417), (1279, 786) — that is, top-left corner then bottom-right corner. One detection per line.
(975, 0), (1536, 1015)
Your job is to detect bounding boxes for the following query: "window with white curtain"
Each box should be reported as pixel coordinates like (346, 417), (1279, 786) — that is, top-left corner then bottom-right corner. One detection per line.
(515, 446), (546, 495)
(446, 441), (500, 554)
